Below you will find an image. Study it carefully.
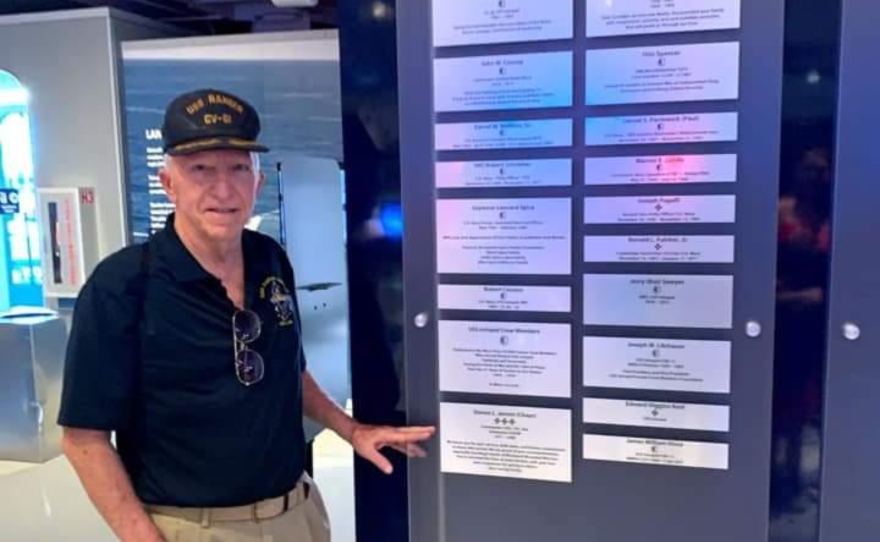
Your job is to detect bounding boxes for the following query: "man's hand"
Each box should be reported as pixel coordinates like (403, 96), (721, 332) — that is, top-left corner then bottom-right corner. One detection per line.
(350, 424), (436, 474)
(302, 370), (437, 474)
(62, 428), (167, 542)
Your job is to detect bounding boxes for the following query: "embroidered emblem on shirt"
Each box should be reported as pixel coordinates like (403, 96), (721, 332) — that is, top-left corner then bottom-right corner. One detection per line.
(259, 276), (295, 326)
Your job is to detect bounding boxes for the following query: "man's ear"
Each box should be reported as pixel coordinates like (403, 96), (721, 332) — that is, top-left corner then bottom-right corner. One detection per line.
(159, 165), (177, 203)
(257, 171), (266, 193)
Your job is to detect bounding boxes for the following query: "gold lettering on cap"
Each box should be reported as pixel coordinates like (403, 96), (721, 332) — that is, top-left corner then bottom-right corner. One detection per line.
(203, 113), (234, 125)
(207, 93), (245, 114)
(185, 98), (206, 115)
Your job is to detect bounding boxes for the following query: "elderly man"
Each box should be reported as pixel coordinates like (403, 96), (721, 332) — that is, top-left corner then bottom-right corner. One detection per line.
(58, 89), (434, 542)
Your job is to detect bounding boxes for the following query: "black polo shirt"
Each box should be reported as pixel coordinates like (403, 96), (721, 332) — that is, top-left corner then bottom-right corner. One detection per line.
(58, 215), (307, 507)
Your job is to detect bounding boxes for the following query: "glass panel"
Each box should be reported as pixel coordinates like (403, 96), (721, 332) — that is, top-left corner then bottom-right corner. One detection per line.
(770, 1), (841, 541)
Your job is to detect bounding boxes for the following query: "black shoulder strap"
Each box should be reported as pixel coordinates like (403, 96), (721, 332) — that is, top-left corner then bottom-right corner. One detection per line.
(135, 240), (153, 334)
(139, 239), (153, 277)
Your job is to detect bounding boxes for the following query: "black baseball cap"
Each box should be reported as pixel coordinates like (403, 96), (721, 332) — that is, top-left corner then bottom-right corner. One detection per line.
(162, 89), (269, 156)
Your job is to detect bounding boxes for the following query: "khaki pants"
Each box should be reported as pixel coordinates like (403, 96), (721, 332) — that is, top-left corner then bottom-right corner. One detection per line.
(147, 474), (331, 542)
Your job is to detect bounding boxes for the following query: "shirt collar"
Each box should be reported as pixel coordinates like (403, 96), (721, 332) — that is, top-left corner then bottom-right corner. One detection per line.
(153, 213), (209, 282)
(155, 213), (273, 284)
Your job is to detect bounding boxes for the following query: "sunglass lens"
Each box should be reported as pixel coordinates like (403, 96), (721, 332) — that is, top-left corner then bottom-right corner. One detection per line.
(236, 349), (265, 385)
(233, 310), (261, 343)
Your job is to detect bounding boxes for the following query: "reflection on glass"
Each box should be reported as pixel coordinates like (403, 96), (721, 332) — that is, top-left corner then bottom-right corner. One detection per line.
(770, 3), (840, 540)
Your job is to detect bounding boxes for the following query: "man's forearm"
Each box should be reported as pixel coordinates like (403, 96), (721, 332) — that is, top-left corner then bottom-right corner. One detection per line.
(302, 370), (358, 443)
(62, 429), (165, 542)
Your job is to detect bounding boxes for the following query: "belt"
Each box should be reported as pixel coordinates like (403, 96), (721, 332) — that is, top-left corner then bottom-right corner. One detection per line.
(146, 479), (310, 525)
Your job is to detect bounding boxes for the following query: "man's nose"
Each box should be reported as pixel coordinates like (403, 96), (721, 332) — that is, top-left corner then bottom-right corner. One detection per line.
(211, 173), (235, 198)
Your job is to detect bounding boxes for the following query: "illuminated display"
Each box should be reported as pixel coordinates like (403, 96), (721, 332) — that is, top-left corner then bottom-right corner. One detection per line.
(121, 40), (343, 243)
(0, 70), (42, 309)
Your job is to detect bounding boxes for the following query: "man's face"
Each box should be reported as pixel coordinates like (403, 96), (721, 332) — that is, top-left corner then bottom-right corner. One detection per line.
(159, 149), (264, 243)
